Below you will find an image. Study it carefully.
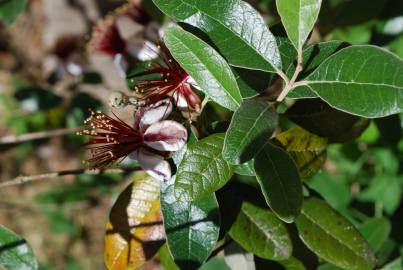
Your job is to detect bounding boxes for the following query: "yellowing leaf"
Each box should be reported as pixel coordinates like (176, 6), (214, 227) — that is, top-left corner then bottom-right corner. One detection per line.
(104, 173), (165, 270)
(273, 126), (327, 179)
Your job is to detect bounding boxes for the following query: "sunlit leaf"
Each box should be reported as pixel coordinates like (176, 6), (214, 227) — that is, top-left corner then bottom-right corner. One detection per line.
(153, 0), (281, 72)
(175, 133), (233, 201)
(104, 173), (165, 270)
(0, 225), (38, 270)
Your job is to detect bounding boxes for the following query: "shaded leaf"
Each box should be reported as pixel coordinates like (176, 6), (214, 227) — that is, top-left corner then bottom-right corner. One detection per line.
(104, 173), (165, 270)
(285, 99), (370, 143)
(298, 46), (403, 118)
(273, 126), (327, 179)
(233, 68), (273, 98)
(161, 181), (220, 270)
(296, 198), (376, 270)
(254, 143), (303, 222)
(229, 202), (292, 260)
(164, 27), (242, 111)
(223, 100), (278, 164)
(200, 257), (231, 270)
(153, 0), (281, 72)
(276, 0), (322, 49)
(175, 133), (233, 201)
(358, 218), (391, 253)
(0, 225), (38, 270)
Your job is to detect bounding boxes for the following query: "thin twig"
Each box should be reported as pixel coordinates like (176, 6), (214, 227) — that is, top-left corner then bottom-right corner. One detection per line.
(0, 167), (138, 189)
(277, 47), (304, 102)
(0, 127), (81, 145)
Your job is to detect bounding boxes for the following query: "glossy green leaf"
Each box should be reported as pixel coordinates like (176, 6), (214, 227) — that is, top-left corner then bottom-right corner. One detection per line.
(359, 218), (391, 253)
(164, 27), (242, 111)
(229, 202), (292, 261)
(296, 198), (376, 270)
(254, 143), (303, 222)
(161, 181), (220, 270)
(0, 225), (38, 270)
(298, 46), (403, 118)
(234, 160), (255, 177)
(273, 126), (327, 179)
(276, 0), (322, 49)
(0, 0), (27, 25)
(175, 133), (233, 201)
(287, 41), (349, 99)
(153, 0), (281, 72)
(223, 100), (278, 164)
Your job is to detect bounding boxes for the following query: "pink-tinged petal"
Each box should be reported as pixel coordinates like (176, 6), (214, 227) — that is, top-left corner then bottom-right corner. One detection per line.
(144, 120), (187, 151)
(137, 149), (171, 181)
(134, 99), (173, 129)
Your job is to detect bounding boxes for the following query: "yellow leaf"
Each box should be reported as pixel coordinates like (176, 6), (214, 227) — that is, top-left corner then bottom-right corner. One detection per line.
(273, 126), (327, 179)
(104, 172), (165, 270)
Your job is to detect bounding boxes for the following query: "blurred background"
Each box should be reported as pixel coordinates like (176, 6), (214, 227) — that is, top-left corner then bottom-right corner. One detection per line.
(0, 0), (402, 269)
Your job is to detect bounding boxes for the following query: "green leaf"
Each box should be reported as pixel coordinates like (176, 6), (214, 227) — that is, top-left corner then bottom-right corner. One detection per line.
(296, 198), (376, 270)
(152, 0), (281, 72)
(358, 218), (391, 253)
(273, 126), (327, 179)
(0, 0), (27, 25)
(285, 99), (370, 143)
(287, 41), (349, 99)
(233, 68), (273, 98)
(276, 0), (322, 49)
(0, 225), (38, 270)
(279, 257), (307, 270)
(380, 257), (402, 270)
(223, 100), (278, 164)
(299, 45), (403, 118)
(234, 160), (255, 177)
(160, 181), (220, 270)
(200, 257), (231, 270)
(229, 202), (292, 261)
(359, 175), (401, 215)
(159, 244), (180, 270)
(254, 143), (303, 222)
(175, 133), (233, 201)
(164, 27), (242, 111)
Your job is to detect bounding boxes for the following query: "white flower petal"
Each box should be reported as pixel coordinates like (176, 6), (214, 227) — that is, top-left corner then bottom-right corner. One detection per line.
(187, 76), (201, 90)
(137, 149), (171, 181)
(173, 91), (189, 111)
(144, 120), (187, 151)
(137, 99), (173, 128)
(113, 53), (127, 78)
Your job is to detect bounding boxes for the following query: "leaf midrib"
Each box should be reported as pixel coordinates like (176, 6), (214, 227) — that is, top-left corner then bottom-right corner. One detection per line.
(177, 0), (280, 71)
(169, 32), (241, 106)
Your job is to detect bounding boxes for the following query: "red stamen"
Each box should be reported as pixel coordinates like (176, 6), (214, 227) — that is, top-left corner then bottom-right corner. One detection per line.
(129, 43), (201, 112)
(79, 110), (143, 169)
